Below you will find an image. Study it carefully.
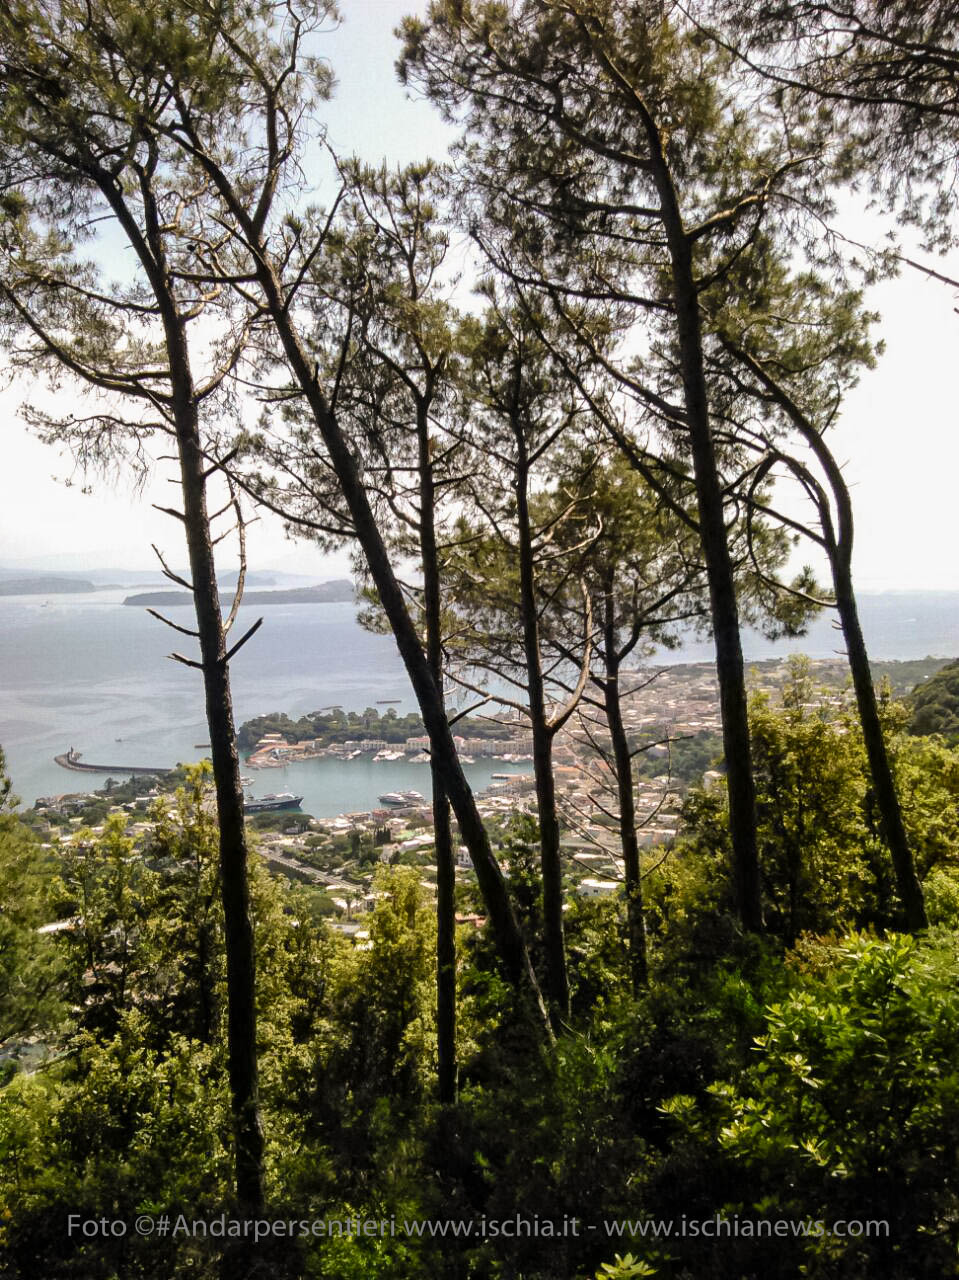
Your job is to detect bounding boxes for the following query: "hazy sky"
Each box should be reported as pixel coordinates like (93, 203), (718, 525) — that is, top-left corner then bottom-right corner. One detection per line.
(1, 0), (957, 589)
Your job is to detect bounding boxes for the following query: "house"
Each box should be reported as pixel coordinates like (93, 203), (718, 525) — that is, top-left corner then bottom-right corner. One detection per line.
(577, 878), (619, 899)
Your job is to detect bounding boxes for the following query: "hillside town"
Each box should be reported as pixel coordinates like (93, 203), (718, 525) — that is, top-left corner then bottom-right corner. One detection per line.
(28, 656), (945, 947)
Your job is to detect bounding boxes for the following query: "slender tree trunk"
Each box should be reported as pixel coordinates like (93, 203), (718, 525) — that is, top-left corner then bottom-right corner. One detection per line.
(722, 341), (926, 931)
(516, 462), (570, 1021)
(169, 344), (265, 1214)
(418, 409), (458, 1102)
(641, 129), (763, 933)
(431, 766), (457, 1096)
(601, 615), (648, 991)
(833, 559), (927, 929)
(13, 137), (267, 1217)
(247, 258), (551, 1035)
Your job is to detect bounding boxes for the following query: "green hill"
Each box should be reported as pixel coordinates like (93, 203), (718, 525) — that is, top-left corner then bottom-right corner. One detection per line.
(909, 659), (959, 741)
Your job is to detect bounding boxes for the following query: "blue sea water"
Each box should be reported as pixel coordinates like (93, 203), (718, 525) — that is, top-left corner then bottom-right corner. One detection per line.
(0, 589), (956, 811)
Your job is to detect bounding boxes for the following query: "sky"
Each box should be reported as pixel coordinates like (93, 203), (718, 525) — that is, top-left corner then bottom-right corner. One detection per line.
(1, 0), (957, 589)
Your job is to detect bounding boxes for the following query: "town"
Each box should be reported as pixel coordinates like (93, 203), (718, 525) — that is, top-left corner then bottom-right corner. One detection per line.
(30, 656), (940, 945)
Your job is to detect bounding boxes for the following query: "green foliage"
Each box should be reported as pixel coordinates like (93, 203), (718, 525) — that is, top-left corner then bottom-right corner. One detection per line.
(0, 795), (66, 1045)
(2, 0), (959, 1272)
(595, 1255), (657, 1279)
(664, 660), (959, 943)
(3, 751), (959, 1278)
(747, 669), (878, 940)
(270, 867), (438, 1207)
(909, 658), (959, 742)
(663, 933), (959, 1278)
(893, 733), (959, 877)
(635, 730), (723, 789)
(0, 1014), (230, 1279)
(238, 706), (427, 752)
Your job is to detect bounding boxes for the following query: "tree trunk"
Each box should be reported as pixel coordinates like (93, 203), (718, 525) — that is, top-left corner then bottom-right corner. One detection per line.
(516, 461), (570, 1021)
(418, 409), (458, 1102)
(601, 622), (648, 991)
(169, 352), (265, 1214)
(833, 561), (927, 929)
(641, 124), (763, 933)
(431, 766), (457, 1100)
(722, 340), (926, 932)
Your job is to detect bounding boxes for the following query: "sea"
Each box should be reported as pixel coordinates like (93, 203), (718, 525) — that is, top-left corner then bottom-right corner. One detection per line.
(1, 589), (958, 814)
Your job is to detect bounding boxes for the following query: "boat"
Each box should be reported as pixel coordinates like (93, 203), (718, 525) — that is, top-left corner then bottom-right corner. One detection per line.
(378, 792), (407, 806)
(376, 699), (401, 704)
(243, 792), (304, 814)
(401, 790), (425, 804)
(372, 749), (404, 761)
(491, 773), (511, 780)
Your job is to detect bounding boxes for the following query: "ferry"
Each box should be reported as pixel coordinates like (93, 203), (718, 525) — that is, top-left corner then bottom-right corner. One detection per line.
(243, 792), (304, 814)
(377, 790), (426, 806)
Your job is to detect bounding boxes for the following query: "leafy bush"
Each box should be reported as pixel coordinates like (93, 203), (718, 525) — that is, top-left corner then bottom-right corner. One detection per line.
(657, 933), (959, 1278)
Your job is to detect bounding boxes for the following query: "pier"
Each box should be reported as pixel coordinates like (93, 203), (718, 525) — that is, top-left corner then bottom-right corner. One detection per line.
(54, 748), (172, 777)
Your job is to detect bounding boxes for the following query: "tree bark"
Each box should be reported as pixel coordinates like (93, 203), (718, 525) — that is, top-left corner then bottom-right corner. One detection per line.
(833, 561), (927, 929)
(96, 167), (266, 1214)
(640, 118), (764, 932)
(727, 340), (927, 932)
(417, 407), (458, 1102)
(167, 333), (265, 1214)
(601, 602), (648, 991)
(516, 459), (570, 1021)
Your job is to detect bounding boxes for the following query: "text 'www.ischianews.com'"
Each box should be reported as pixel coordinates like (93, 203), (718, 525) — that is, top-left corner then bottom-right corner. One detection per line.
(67, 1212), (891, 1242)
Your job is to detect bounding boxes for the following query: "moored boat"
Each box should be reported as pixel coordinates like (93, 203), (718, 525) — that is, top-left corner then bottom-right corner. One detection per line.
(243, 792), (304, 814)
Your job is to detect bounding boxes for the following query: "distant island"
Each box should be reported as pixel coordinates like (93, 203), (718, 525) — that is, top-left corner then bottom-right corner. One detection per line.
(123, 580), (355, 607)
(0, 576), (99, 595)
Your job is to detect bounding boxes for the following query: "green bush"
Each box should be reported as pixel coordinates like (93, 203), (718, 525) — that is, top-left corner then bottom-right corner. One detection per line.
(657, 933), (959, 1278)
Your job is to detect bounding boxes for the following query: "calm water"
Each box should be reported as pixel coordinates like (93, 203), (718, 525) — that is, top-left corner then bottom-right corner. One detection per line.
(1, 590), (957, 811)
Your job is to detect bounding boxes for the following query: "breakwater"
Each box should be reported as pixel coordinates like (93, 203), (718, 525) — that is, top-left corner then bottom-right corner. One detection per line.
(54, 749), (172, 777)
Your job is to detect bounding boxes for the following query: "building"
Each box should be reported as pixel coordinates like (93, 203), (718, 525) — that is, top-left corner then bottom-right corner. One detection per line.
(577, 878), (620, 899)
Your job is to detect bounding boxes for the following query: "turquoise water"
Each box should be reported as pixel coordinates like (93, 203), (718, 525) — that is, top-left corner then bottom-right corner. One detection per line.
(1, 589), (957, 810)
(0, 592), (531, 812)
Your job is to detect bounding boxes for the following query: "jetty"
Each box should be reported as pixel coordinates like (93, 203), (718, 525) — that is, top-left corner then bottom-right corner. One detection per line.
(54, 748), (172, 777)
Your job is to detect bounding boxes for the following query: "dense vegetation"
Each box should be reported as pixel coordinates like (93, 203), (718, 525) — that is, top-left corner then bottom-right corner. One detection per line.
(238, 706), (514, 753)
(237, 707), (427, 753)
(910, 660), (959, 742)
(5, 676), (959, 1277)
(2, 0), (959, 1275)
